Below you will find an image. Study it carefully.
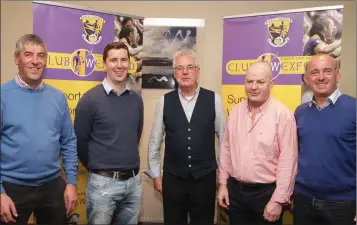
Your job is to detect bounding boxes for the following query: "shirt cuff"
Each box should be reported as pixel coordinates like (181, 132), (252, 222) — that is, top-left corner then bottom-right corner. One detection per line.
(66, 175), (77, 185)
(0, 184), (5, 194)
(270, 192), (290, 204)
(144, 169), (161, 179)
(218, 170), (229, 184)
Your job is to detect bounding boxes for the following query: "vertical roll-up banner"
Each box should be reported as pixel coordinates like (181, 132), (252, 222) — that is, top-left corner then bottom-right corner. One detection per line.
(33, 1), (144, 224)
(220, 5), (343, 225)
(222, 5), (343, 116)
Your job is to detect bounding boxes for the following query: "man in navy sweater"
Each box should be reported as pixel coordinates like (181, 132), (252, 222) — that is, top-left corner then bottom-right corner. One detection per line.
(0, 34), (78, 224)
(74, 42), (144, 225)
(294, 54), (356, 225)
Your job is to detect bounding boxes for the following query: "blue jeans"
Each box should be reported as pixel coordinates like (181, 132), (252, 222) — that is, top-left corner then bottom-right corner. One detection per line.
(86, 172), (142, 225)
(293, 193), (356, 225)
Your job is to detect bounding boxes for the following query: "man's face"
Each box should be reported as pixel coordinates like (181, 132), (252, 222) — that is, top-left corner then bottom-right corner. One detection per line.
(173, 55), (200, 89)
(245, 63), (273, 106)
(325, 19), (336, 41)
(14, 43), (47, 82)
(125, 20), (134, 29)
(130, 27), (139, 45)
(304, 55), (340, 98)
(104, 48), (130, 83)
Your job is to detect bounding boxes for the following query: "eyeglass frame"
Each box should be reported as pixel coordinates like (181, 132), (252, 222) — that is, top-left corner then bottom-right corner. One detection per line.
(173, 64), (199, 73)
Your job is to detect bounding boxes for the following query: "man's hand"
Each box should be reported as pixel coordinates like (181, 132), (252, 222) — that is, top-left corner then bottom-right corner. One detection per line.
(0, 193), (17, 223)
(64, 184), (77, 215)
(264, 201), (282, 222)
(153, 177), (162, 195)
(217, 184), (230, 209)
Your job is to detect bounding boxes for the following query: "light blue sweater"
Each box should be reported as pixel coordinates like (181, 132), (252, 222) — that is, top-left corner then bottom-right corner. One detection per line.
(0, 79), (78, 193)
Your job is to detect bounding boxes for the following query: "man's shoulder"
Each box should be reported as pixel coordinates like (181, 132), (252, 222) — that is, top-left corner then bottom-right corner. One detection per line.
(230, 99), (248, 113)
(44, 83), (66, 98)
(340, 94), (356, 105)
(129, 90), (143, 101)
(1, 80), (17, 93)
(164, 89), (178, 97)
(270, 98), (294, 118)
(84, 84), (104, 96)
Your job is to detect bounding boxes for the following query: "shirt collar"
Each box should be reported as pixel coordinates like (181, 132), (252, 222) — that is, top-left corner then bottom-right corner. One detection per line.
(178, 85), (200, 99)
(15, 74), (44, 90)
(247, 96), (272, 115)
(308, 88), (342, 107)
(102, 78), (131, 96)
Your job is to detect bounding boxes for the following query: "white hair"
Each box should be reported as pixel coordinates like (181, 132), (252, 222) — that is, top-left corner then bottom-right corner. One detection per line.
(172, 49), (199, 68)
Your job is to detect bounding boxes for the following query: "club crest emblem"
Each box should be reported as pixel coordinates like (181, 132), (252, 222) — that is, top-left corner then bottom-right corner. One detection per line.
(70, 49), (96, 77)
(256, 53), (281, 80)
(265, 17), (293, 47)
(80, 15), (105, 45)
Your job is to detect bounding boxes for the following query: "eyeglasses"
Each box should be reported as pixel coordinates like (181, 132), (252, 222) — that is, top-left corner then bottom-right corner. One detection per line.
(174, 64), (198, 73)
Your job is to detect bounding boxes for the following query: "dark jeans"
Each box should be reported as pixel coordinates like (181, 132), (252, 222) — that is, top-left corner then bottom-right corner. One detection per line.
(1, 176), (66, 225)
(293, 193), (356, 225)
(227, 177), (283, 225)
(162, 171), (216, 225)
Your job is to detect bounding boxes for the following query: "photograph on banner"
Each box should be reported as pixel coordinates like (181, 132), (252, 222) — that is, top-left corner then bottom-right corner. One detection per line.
(301, 8), (343, 104)
(114, 15), (144, 94)
(141, 25), (197, 89)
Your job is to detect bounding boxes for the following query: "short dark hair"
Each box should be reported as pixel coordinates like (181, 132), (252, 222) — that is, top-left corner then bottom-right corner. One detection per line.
(102, 41), (130, 62)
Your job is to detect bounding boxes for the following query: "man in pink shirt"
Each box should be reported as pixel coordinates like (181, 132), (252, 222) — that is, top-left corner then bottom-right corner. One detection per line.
(217, 61), (298, 225)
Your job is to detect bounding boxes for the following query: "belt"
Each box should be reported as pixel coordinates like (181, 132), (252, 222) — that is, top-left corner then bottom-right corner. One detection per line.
(232, 178), (275, 191)
(91, 168), (139, 180)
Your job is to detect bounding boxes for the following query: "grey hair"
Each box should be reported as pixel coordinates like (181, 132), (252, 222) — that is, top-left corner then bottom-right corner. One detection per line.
(304, 53), (339, 75)
(15, 34), (47, 55)
(172, 49), (199, 68)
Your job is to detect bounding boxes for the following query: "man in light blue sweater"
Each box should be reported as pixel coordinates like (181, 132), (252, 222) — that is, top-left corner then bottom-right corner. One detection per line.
(0, 34), (78, 224)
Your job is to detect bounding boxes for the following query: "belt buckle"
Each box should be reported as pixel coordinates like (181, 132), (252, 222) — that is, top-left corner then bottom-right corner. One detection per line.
(113, 171), (128, 180)
(113, 172), (120, 180)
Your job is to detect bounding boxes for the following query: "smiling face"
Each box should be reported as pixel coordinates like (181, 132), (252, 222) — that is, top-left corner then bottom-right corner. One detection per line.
(104, 48), (130, 83)
(14, 43), (47, 84)
(304, 54), (340, 99)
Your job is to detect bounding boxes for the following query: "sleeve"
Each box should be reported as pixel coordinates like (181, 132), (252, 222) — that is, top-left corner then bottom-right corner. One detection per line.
(214, 93), (227, 166)
(59, 95), (78, 185)
(137, 96), (144, 143)
(146, 97), (165, 178)
(218, 108), (234, 185)
(1, 99), (4, 193)
(270, 112), (298, 204)
(74, 94), (93, 169)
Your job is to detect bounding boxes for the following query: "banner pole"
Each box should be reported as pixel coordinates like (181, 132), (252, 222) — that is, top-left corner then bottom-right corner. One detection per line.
(223, 5), (343, 19)
(32, 0), (144, 19)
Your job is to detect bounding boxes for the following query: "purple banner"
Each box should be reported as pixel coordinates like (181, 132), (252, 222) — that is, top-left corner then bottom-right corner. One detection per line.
(33, 3), (114, 81)
(222, 12), (304, 85)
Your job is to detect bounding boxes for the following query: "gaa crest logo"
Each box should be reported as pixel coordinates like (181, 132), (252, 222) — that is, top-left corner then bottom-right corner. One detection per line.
(80, 15), (105, 45)
(265, 17), (293, 48)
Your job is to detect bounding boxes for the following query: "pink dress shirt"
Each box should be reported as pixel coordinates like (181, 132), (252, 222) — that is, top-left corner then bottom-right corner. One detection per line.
(219, 97), (298, 204)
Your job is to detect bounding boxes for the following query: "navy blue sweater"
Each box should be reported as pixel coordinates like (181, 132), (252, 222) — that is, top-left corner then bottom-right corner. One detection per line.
(74, 84), (143, 171)
(294, 95), (356, 201)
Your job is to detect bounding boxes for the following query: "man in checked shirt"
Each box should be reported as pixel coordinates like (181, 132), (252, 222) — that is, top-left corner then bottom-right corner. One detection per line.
(217, 61), (298, 225)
